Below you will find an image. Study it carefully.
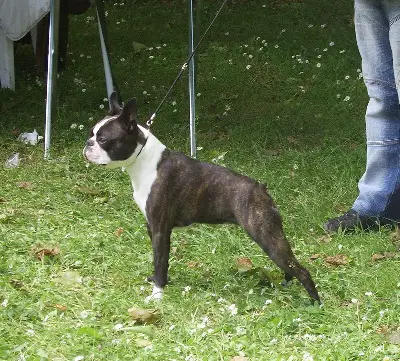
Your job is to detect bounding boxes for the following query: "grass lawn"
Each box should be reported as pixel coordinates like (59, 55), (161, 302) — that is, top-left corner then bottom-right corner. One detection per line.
(1, 0), (400, 360)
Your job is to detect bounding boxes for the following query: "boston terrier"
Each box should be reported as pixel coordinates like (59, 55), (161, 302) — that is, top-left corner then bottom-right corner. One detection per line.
(83, 93), (320, 304)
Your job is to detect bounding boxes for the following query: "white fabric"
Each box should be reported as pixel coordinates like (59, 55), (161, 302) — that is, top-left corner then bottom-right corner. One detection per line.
(0, 0), (50, 41)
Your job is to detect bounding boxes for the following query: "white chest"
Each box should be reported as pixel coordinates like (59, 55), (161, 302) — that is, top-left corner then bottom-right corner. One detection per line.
(126, 129), (165, 220)
(132, 167), (158, 219)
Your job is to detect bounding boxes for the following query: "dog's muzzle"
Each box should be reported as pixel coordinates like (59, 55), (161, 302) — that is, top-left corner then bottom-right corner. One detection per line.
(83, 141), (94, 162)
(83, 146), (89, 161)
(86, 139), (95, 147)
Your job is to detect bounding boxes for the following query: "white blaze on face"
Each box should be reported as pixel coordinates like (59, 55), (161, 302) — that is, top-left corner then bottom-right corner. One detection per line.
(83, 116), (116, 165)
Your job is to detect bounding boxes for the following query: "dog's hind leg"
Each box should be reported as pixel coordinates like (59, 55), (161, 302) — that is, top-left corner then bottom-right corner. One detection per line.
(271, 246), (320, 303)
(242, 209), (320, 303)
(256, 233), (319, 302)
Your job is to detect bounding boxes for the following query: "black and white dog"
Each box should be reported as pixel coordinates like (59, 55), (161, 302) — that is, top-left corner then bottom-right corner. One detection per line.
(83, 93), (320, 303)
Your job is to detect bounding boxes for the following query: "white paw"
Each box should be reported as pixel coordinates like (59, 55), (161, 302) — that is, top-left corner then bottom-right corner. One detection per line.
(144, 293), (162, 303)
(144, 285), (163, 304)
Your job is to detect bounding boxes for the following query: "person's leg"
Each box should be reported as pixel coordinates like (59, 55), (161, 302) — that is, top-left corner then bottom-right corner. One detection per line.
(325, 0), (400, 232)
(381, 0), (400, 219)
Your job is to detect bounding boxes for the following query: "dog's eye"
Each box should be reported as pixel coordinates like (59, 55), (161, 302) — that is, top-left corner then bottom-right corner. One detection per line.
(97, 137), (106, 144)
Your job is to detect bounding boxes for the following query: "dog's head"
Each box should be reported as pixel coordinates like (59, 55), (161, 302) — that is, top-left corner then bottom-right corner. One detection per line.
(83, 93), (146, 168)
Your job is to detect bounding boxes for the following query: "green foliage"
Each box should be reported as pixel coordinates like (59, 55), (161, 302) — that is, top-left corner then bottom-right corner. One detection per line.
(1, 0), (399, 360)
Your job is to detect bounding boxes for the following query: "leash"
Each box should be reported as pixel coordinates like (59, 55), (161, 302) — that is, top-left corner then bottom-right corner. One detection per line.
(130, 0), (228, 163)
(145, 0), (229, 130)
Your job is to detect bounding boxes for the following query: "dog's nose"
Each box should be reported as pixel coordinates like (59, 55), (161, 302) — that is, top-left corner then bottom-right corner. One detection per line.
(86, 139), (95, 147)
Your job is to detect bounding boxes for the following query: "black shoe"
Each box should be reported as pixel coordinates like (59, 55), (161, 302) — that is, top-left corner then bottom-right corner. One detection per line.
(323, 209), (380, 233)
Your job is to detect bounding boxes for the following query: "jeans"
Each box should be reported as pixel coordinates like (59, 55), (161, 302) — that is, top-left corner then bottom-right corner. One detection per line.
(352, 0), (400, 221)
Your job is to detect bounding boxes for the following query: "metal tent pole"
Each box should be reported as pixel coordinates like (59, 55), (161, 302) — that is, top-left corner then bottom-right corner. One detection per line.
(95, 0), (121, 107)
(44, 0), (60, 159)
(188, 0), (196, 159)
(98, 21), (114, 101)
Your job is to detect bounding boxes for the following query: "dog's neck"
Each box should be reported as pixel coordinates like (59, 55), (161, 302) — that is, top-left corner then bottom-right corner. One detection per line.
(124, 125), (166, 217)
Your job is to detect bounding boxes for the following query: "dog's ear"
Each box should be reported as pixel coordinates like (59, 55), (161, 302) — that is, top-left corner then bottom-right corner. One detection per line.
(109, 91), (122, 115)
(119, 98), (138, 133)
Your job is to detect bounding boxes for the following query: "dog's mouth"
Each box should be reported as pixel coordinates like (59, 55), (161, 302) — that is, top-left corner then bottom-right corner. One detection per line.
(83, 146), (107, 165)
(84, 157), (107, 167)
(83, 142), (115, 167)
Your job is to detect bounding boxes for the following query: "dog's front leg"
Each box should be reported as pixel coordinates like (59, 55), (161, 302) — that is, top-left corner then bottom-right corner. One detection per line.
(145, 225), (172, 303)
